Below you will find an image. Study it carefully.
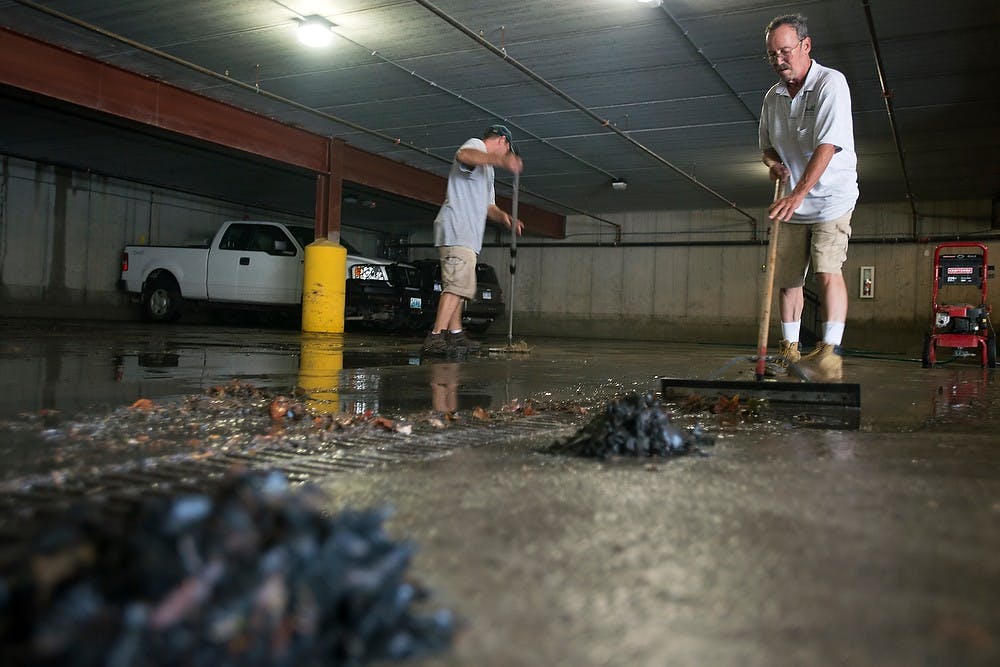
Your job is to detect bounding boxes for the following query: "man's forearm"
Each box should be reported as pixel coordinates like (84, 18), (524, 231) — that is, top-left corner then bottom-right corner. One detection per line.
(486, 204), (510, 224)
(457, 148), (506, 169)
(762, 148), (783, 169)
(791, 143), (837, 197)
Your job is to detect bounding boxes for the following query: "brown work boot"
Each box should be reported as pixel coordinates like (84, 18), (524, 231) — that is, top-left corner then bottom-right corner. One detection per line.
(446, 330), (481, 354)
(796, 343), (843, 382)
(421, 331), (448, 356)
(766, 339), (801, 376)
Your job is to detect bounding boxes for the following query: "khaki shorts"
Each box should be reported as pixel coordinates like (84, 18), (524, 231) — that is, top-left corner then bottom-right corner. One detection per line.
(438, 246), (478, 300)
(775, 211), (853, 288)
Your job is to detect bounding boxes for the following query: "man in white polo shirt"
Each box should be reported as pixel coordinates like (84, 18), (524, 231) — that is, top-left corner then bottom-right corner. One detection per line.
(759, 13), (859, 381)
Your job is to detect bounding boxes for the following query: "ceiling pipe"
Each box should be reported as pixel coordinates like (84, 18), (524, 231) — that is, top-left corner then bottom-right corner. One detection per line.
(330, 32), (621, 183)
(9, 0), (618, 233)
(448, 232), (1000, 250)
(861, 0), (919, 237)
(8, 1), (402, 156)
(412, 0), (758, 224)
(403, 231), (1000, 250)
(323, 30), (622, 234)
(656, 5), (760, 121)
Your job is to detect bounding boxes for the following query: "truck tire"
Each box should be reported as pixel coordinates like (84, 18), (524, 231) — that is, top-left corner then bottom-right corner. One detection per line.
(142, 276), (182, 322)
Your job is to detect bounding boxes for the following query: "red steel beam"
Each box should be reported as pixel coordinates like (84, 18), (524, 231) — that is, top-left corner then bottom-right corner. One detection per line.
(343, 145), (565, 237)
(0, 26), (326, 172)
(0, 26), (566, 238)
(316, 138), (346, 241)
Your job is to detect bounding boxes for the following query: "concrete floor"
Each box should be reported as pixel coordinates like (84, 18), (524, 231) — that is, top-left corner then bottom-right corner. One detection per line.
(1, 318), (999, 665)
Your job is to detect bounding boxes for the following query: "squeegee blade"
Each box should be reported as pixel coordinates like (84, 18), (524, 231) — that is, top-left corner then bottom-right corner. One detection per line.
(661, 378), (861, 407)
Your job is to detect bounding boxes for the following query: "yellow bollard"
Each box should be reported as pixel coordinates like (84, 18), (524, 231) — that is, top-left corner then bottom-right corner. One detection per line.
(298, 333), (344, 414)
(302, 238), (347, 333)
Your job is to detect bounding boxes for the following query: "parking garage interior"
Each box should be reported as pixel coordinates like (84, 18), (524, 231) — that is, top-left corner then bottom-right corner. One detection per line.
(1, 2), (998, 665)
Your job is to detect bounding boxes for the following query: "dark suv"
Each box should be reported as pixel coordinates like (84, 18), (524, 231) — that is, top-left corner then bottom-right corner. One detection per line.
(286, 228), (426, 330)
(341, 239), (425, 331)
(413, 259), (505, 333)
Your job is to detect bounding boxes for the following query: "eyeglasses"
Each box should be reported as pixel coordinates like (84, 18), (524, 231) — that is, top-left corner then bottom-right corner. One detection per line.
(764, 39), (803, 63)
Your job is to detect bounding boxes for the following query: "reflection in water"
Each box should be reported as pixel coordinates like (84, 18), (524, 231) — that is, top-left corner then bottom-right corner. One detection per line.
(112, 345), (300, 397)
(17, 319), (1000, 436)
(298, 334), (344, 414)
(340, 369), (383, 415)
(3, 324), (507, 420)
(932, 370), (989, 417)
(429, 362), (460, 414)
(108, 336), (430, 417)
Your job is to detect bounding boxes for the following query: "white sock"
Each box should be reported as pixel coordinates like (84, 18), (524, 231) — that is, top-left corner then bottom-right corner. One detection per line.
(449, 329), (463, 334)
(781, 321), (801, 343)
(823, 322), (845, 346)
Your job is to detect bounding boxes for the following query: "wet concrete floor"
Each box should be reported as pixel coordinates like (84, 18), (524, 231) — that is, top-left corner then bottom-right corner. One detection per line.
(1, 317), (999, 665)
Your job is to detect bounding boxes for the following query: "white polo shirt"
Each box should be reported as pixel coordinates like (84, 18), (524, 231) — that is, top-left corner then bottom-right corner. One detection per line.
(759, 60), (859, 222)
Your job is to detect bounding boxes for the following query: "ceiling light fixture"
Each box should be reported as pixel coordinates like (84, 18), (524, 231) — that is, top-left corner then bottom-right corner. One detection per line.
(637, 0), (663, 6)
(297, 15), (334, 48)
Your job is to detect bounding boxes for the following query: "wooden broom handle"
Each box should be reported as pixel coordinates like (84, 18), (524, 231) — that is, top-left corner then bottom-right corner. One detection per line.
(755, 179), (785, 380)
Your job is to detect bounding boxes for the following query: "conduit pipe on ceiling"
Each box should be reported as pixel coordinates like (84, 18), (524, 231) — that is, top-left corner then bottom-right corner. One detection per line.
(656, 5), (760, 121)
(405, 232), (1000, 250)
(11, 0), (621, 233)
(326, 29), (623, 234)
(412, 0), (758, 225)
(861, 0), (919, 237)
(333, 34), (620, 182)
(9, 1), (402, 157)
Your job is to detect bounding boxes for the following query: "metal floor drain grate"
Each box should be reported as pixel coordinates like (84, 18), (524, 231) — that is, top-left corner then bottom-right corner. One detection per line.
(0, 413), (584, 546)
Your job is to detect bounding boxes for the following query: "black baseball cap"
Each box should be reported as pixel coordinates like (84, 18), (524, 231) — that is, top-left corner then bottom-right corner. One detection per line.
(485, 124), (518, 154)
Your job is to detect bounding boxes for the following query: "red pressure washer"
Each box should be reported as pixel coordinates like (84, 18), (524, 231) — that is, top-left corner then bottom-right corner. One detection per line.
(922, 242), (997, 368)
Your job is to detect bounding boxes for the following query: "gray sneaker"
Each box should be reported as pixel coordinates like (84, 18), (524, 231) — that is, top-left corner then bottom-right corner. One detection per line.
(422, 331), (448, 356)
(446, 330), (481, 353)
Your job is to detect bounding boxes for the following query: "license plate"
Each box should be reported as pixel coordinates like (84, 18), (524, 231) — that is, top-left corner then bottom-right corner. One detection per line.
(481, 289), (492, 300)
(409, 297), (422, 309)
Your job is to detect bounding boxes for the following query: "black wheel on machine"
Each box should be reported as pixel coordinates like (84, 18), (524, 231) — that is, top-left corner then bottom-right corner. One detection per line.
(142, 275), (182, 322)
(921, 332), (933, 368)
(987, 335), (997, 368)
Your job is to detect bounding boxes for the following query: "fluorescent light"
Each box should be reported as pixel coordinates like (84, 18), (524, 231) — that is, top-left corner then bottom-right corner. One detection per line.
(297, 15), (334, 48)
(638, 0), (663, 6)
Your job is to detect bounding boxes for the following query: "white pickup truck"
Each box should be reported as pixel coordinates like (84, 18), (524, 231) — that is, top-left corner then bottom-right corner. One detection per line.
(119, 220), (425, 326)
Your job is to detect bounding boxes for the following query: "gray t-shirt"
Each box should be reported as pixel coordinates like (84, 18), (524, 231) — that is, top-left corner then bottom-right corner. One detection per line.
(434, 137), (495, 253)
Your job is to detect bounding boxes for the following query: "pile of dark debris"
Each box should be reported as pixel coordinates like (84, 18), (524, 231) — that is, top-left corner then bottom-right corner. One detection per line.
(0, 470), (454, 666)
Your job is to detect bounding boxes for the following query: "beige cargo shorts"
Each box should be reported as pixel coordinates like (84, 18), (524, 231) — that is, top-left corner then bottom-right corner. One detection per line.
(438, 246), (478, 300)
(775, 211), (853, 288)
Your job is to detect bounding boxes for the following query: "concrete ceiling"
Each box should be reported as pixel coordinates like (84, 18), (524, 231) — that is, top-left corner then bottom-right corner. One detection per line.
(0, 0), (996, 231)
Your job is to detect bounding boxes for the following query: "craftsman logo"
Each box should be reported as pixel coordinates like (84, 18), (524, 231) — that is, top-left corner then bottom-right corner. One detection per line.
(947, 267), (975, 275)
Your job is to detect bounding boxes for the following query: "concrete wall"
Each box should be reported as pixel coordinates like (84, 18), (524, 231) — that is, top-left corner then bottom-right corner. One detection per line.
(2, 153), (996, 354)
(0, 155), (383, 318)
(414, 199), (996, 354)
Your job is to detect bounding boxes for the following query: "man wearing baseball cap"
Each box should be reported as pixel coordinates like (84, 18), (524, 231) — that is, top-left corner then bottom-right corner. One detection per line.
(423, 124), (524, 356)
